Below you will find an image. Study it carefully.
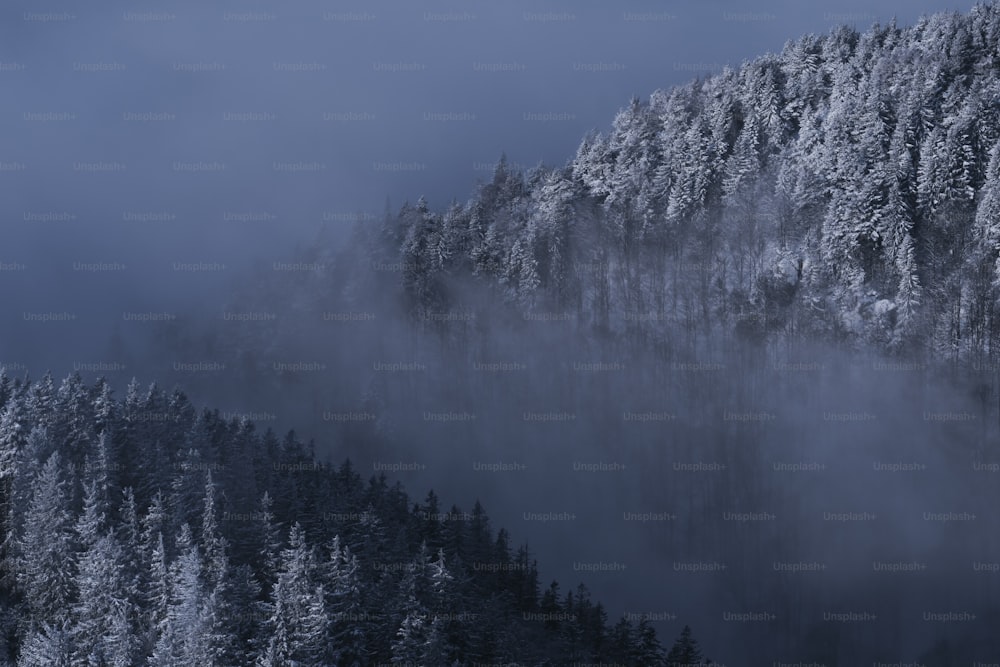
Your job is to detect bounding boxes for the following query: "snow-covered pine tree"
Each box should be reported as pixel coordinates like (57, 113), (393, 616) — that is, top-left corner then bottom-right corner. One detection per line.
(256, 490), (282, 592)
(322, 534), (367, 665)
(15, 451), (76, 627)
(258, 523), (329, 666)
(150, 524), (212, 666)
(16, 621), (73, 667)
(70, 530), (138, 666)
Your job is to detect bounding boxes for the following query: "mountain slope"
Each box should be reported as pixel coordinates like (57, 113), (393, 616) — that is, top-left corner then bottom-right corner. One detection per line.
(376, 4), (1000, 361)
(0, 370), (680, 665)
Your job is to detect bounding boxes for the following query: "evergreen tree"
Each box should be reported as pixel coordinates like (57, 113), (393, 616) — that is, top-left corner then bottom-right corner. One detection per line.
(390, 610), (427, 665)
(16, 621), (73, 667)
(199, 471), (227, 590)
(144, 531), (170, 656)
(0, 395), (29, 485)
(324, 535), (367, 666)
(256, 490), (283, 592)
(631, 619), (668, 664)
(1, 425), (49, 594)
(150, 524), (212, 666)
(258, 523), (328, 666)
(665, 624), (703, 666)
(71, 531), (138, 666)
(15, 451), (76, 627)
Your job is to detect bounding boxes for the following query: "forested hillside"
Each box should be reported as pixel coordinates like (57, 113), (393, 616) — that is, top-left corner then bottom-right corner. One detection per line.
(365, 4), (1000, 362)
(0, 371), (686, 665)
(144, 4), (1000, 438)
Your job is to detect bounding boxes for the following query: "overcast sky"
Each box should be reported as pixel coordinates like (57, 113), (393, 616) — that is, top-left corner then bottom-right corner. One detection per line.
(0, 0), (977, 374)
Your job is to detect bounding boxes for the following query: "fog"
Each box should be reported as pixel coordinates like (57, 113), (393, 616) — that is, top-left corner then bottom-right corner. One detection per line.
(3, 0), (994, 662)
(64, 245), (999, 661)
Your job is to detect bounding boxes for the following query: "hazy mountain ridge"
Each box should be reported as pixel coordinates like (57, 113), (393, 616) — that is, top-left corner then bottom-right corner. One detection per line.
(148, 4), (1000, 430)
(58, 5), (1000, 664)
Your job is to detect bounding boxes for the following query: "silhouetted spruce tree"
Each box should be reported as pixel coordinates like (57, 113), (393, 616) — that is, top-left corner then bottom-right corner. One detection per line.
(631, 619), (666, 664)
(666, 624), (706, 666)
